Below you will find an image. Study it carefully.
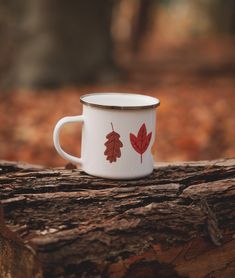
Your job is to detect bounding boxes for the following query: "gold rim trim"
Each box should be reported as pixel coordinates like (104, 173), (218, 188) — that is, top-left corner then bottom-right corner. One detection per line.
(80, 93), (160, 110)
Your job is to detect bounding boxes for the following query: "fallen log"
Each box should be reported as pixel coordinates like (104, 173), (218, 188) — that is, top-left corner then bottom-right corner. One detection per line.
(0, 159), (235, 278)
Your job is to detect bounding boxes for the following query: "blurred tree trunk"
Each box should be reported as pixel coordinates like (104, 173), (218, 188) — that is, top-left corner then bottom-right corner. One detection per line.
(195, 0), (235, 34)
(211, 0), (235, 34)
(2, 0), (116, 89)
(131, 0), (156, 53)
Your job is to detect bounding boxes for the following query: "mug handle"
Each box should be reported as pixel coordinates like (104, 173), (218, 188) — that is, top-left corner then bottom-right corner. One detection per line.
(53, 115), (84, 165)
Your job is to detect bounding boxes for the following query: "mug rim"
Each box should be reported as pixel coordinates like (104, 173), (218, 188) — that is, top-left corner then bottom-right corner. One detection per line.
(80, 92), (160, 110)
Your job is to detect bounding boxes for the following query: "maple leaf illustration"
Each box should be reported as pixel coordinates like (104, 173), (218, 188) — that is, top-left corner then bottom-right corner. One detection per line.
(104, 123), (123, 163)
(130, 123), (152, 163)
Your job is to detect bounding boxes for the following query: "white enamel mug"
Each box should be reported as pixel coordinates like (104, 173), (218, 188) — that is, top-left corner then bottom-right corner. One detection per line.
(53, 93), (160, 179)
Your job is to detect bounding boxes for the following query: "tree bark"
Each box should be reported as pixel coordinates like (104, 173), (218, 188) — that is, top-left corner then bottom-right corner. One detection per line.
(0, 158), (235, 277)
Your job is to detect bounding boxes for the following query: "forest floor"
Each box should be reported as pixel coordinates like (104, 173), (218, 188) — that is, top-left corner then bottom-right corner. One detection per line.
(0, 37), (235, 167)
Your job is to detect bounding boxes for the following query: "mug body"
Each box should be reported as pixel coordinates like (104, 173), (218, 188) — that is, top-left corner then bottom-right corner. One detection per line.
(80, 93), (159, 179)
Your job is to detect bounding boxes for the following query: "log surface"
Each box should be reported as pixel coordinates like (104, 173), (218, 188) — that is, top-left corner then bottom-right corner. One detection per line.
(0, 159), (235, 278)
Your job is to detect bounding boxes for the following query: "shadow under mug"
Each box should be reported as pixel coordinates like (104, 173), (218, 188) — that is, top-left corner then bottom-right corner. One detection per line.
(53, 93), (160, 179)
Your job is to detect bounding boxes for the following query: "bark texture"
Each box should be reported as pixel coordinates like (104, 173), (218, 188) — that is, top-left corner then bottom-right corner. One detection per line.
(0, 158), (235, 277)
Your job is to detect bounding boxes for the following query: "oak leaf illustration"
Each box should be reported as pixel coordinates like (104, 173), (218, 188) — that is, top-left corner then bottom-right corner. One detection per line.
(104, 123), (123, 163)
(130, 123), (152, 163)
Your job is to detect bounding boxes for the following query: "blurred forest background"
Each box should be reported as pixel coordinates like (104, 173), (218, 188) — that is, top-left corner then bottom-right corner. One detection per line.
(0, 0), (235, 166)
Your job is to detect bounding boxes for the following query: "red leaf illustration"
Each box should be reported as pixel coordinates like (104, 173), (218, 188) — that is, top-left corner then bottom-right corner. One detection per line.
(104, 123), (123, 163)
(130, 123), (152, 163)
